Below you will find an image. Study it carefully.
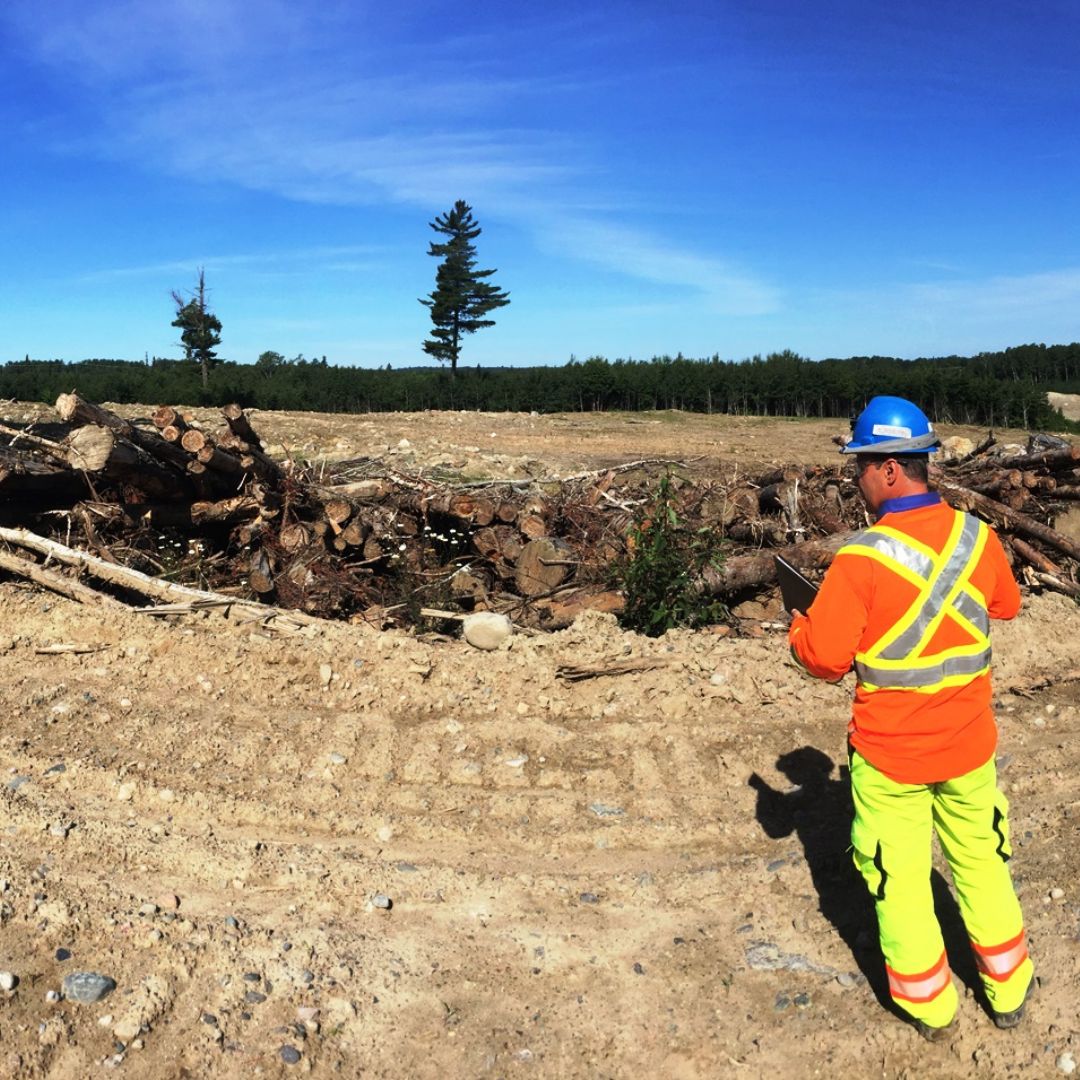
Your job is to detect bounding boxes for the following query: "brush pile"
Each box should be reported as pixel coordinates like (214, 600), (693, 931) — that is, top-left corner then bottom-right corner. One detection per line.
(0, 395), (1076, 633)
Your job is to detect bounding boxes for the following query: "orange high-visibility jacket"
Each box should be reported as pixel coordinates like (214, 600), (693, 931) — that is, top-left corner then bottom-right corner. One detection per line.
(789, 497), (1020, 783)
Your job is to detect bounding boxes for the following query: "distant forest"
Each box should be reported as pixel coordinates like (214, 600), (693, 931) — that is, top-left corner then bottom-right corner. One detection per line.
(3, 342), (1079, 431)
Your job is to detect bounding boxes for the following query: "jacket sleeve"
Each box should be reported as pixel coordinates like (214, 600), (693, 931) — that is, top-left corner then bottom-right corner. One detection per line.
(787, 553), (870, 681)
(983, 526), (1021, 621)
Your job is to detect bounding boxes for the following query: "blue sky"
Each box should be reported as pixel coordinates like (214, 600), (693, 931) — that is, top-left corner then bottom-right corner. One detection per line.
(2, 0), (1078, 368)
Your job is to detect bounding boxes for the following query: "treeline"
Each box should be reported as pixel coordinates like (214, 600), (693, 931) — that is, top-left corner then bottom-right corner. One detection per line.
(2, 342), (1079, 430)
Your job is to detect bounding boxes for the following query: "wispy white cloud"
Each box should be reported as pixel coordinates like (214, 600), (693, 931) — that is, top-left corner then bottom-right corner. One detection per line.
(795, 267), (1080, 357)
(77, 245), (385, 284)
(814, 267), (1080, 324)
(546, 218), (781, 316)
(7, 0), (313, 81)
(6, 1), (782, 322)
(115, 88), (576, 209)
(907, 268), (1080, 314)
(10, 1), (585, 209)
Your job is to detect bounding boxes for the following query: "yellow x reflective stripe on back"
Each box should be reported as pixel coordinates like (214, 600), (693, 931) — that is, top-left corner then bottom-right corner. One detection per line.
(874, 512), (986, 661)
(838, 510), (993, 692)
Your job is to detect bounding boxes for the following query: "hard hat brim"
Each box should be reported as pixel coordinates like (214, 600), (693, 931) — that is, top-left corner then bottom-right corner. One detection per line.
(840, 431), (942, 455)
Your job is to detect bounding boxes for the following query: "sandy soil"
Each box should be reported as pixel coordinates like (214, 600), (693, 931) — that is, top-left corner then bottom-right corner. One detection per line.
(0, 409), (1078, 1079)
(1047, 393), (1080, 423)
(14, 401), (1061, 479)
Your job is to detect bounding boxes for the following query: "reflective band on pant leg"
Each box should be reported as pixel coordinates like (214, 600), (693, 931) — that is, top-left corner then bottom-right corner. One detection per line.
(932, 755), (1033, 1013)
(886, 951), (952, 1003)
(850, 750), (958, 1027)
(972, 929), (1029, 982)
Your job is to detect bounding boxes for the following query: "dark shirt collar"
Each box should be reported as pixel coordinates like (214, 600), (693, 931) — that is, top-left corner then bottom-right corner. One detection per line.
(878, 492), (942, 516)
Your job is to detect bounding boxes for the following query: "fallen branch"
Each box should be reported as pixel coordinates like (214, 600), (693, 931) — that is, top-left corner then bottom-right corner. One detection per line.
(0, 422), (70, 465)
(1000, 668), (1080, 696)
(1031, 571), (1080, 600)
(0, 527), (323, 635)
(34, 643), (111, 655)
(991, 445), (1080, 472)
(938, 480), (1080, 563)
(556, 657), (672, 681)
(0, 547), (125, 608)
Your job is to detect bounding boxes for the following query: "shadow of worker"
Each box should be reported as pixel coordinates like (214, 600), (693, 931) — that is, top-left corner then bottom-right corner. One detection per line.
(749, 746), (982, 1013)
(749, 747), (889, 1005)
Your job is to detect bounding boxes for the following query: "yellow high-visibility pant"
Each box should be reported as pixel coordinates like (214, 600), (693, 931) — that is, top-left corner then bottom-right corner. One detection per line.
(850, 748), (1033, 1028)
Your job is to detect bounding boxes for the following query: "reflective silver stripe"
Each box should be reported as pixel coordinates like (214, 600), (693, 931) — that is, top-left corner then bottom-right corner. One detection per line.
(848, 526), (989, 639)
(856, 647), (991, 688)
(886, 955), (951, 1002)
(972, 932), (1028, 981)
(951, 588), (989, 636)
(842, 528), (935, 579)
(878, 514), (983, 661)
(840, 431), (942, 454)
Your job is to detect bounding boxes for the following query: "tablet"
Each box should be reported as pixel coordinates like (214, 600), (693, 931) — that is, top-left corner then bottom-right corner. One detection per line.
(774, 555), (819, 615)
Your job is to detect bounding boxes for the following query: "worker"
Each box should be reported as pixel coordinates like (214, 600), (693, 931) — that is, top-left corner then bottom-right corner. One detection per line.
(787, 395), (1033, 1041)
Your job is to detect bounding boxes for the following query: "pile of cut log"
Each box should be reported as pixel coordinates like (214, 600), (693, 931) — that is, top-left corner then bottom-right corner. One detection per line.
(0, 395), (1076, 632)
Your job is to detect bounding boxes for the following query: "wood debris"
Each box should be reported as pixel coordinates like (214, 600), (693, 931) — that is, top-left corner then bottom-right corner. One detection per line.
(555, 658), (673, 681)
(0, 396), (1076, 631)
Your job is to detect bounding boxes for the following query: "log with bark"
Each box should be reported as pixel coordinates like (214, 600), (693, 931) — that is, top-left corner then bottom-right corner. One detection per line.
(694, 531), (852, 597)
(937, 479), (1080, 564)
(57, 393), (193, 473)
(65, 425), (195, 502)
(222, 403), (264, 450)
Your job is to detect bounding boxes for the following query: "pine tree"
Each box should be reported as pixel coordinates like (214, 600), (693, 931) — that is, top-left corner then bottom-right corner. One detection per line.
(171, 269), (222, 389)
(420, 200), (510, 373)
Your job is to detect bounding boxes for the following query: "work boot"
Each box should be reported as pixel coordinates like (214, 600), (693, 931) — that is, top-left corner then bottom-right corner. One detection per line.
(991, 977), (1035, 1030)
(912, 1018), (957, 1043)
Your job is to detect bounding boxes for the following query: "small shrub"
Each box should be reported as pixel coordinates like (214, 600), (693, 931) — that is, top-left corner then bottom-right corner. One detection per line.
(616, 473), (728, 636)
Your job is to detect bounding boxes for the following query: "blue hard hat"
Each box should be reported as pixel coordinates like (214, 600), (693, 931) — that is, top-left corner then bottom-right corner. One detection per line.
(841, 396), (941, 455)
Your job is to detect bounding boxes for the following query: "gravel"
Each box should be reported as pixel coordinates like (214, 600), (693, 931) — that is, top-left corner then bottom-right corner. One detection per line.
(745, 941), (836, 976)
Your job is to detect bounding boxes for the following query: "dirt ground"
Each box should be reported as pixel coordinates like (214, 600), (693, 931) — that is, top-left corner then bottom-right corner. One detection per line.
(1047, 393), (1080, 423)
(0, 407), (1078, 1079)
